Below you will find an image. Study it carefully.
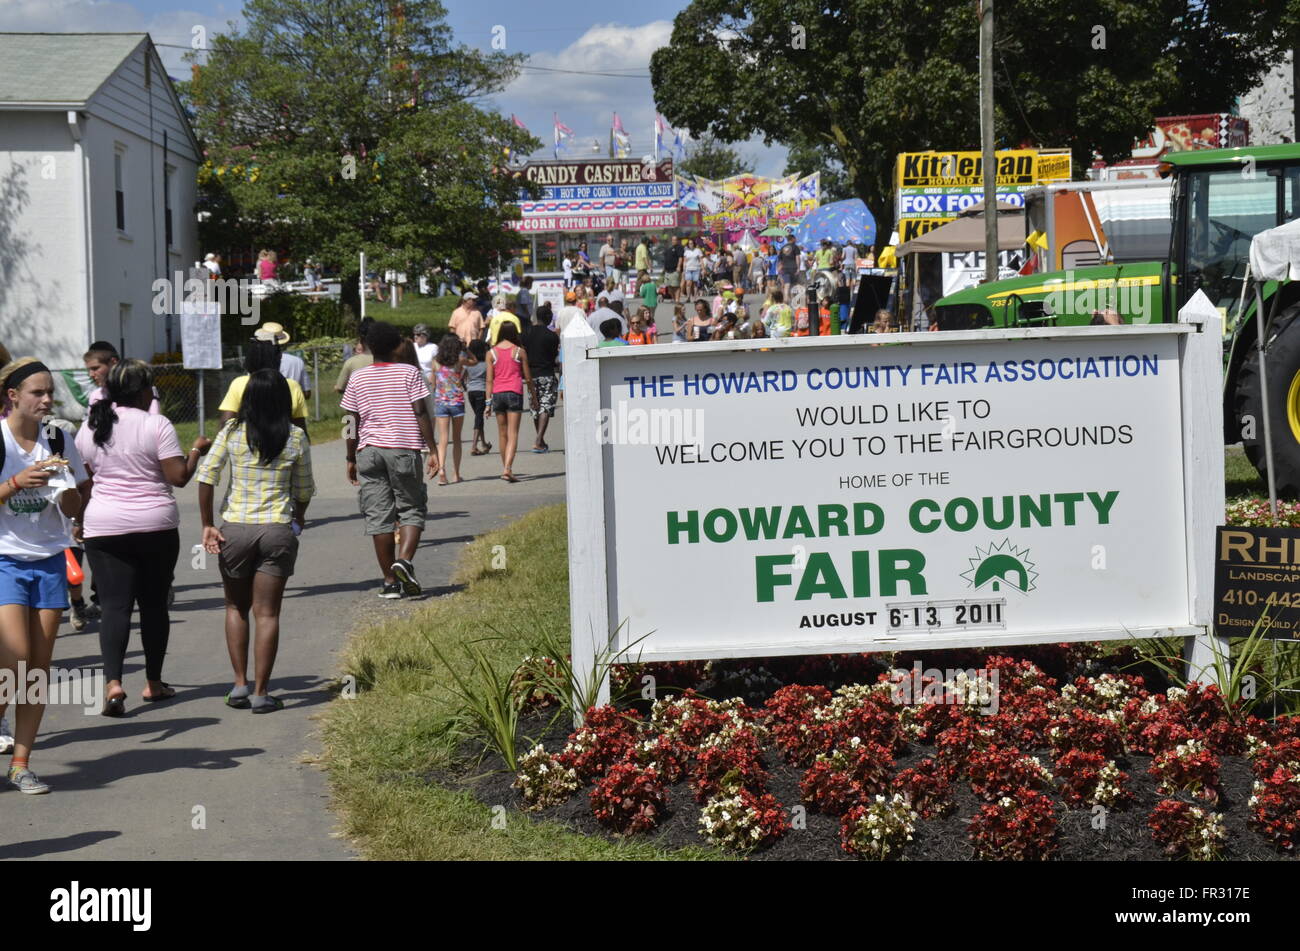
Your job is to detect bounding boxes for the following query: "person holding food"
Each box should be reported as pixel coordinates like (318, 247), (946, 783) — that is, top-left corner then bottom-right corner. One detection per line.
(0, 357), (91, 794)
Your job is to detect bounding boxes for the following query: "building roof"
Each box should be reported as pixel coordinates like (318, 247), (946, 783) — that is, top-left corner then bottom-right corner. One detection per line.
(0, 33), (147, 104)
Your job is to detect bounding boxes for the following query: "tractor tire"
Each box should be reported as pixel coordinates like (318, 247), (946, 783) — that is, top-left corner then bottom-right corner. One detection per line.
(1235, 302), (1300, 499)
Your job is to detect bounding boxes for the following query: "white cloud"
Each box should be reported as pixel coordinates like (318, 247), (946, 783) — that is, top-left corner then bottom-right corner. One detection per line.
(494, 20), (787, 175)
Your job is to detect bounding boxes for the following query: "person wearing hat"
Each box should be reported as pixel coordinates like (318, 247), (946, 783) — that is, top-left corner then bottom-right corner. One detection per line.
(218, 339), (309, 433)
(449, 291), (485, 347)
(202, 252), (221, 279)
(555, 290), (587, 335)
(254, 322), (311, 401)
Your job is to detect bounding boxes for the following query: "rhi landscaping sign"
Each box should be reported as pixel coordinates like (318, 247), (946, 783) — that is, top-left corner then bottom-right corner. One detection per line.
(561, 296), (1225, 698)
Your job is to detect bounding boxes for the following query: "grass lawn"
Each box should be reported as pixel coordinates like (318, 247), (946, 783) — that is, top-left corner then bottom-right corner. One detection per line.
(1225, 444), (1267, 500)
(319, 504), (722, 861)
(366, 293), (459, 333)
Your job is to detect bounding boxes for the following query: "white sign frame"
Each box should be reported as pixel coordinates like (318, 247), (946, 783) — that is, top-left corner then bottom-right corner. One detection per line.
(562, 294), (1225, 707)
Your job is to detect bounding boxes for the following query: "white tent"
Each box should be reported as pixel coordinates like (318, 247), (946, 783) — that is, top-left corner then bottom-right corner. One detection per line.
(1248, 216), (1300, 281)
(735, 229), (760, 252)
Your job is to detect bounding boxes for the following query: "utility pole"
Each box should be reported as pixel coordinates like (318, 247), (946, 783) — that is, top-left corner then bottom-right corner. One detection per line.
(980, 0), (997, 282)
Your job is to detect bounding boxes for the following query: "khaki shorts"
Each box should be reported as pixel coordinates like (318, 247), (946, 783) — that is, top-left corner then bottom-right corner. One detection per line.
(357, 445), (427, 535)
(218, 522), (299, 578)
(664, 271), (681, 287)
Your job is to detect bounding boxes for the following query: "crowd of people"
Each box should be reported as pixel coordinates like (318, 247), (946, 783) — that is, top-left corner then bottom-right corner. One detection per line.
(0, 227), (902, 794)
(0, 304), (561, 793)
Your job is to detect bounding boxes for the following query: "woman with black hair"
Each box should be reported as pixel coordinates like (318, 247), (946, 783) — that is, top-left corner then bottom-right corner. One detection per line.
(197, 369), (315, 712)
(217, 338), (309, 432)
(484, 321), (537, 483)
(75, 360), (210, 715)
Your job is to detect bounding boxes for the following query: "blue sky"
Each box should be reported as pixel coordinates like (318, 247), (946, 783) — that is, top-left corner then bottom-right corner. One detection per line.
(2, 0), (788, 173)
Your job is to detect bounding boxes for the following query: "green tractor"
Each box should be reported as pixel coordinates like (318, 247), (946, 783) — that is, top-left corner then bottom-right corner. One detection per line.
(935, 142), (1300, 497)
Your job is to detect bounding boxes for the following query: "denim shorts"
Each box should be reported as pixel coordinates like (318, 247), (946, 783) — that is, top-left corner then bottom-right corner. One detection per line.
(684, 269), (700, 282)
(492, 391), (523, 413)
(0, 552), (67, 609)
(434, 401), (465, 418)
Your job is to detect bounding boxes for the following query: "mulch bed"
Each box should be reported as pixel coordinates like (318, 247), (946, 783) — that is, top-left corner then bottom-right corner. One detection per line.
(431, 647), (1300, 860)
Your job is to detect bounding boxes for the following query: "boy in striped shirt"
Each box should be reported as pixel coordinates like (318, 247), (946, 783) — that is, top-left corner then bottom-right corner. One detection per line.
(341, 322), (439, 598)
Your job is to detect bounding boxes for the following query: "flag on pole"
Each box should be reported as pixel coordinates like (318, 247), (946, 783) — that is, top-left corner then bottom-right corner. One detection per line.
(655, 114), (666, 161)
(553, 113), (574, 159)
(672, 124), (687, 160)
(507, 114), (529, 164)
(611, 112), (630, 158)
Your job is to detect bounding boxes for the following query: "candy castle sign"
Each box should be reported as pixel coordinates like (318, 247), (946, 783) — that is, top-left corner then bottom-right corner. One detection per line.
(561, 297), (1225, 699)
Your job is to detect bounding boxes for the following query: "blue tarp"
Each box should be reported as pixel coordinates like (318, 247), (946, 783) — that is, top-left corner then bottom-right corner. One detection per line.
(790, 198), (876, 247)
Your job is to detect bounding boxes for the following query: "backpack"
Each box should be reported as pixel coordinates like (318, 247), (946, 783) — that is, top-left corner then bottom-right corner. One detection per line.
(0, 421), (65, 473)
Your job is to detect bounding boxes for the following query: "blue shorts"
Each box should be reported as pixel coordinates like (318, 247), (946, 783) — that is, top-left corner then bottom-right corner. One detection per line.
(685, 269), (700, 282)
(0, 552), (68, 610)
(434, 402), (465, 418)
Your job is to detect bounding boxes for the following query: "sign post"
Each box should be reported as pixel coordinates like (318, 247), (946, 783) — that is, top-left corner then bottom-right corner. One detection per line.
(563, 294), (1224, 711)
(180, 301), (222, 438)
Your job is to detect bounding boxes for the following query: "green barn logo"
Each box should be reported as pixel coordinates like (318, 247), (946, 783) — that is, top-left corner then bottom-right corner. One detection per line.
(960, 540), (1037, 594)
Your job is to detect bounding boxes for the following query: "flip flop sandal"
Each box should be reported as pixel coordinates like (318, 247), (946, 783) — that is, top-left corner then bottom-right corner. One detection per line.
(142, 684), (176, 702)
(102, 695), (126, 718)
(251, 695), (284, 714)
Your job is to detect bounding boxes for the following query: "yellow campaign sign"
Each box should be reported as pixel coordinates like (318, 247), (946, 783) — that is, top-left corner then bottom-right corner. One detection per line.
(899, 218), (953, 243)
(896, 150), (1040, 190)
(1035, 153), (1073, 183)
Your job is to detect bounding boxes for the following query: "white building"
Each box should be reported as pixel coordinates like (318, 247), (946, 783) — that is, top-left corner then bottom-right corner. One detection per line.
(1238, 52), (1296, 145)
(0, 32), (200, 377)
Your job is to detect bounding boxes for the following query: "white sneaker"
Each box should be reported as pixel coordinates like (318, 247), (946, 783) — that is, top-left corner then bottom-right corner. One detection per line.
(0, 717), (13, 754)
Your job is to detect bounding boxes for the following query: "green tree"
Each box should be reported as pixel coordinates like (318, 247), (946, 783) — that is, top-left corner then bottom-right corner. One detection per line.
(676, 133), (748, 180)
(182, 0), (539, 282)
(651, 0), (1289, 216)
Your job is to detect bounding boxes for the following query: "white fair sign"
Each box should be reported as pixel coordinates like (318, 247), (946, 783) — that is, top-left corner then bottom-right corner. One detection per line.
(561, 295), (1224, 703)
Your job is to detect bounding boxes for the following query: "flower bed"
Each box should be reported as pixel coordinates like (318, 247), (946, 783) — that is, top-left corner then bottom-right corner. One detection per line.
(453, 646), (1300, 860)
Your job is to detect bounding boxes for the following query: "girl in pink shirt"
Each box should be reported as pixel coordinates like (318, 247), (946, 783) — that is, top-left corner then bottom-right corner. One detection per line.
(484, 323), (537, 483)
(75, 360), (211, 714)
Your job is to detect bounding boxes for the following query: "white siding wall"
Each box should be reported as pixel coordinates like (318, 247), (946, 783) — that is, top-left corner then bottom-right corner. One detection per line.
(0, 39), (200, 379)
(83, 41), (200, 362)
(0, 112), (85, 370)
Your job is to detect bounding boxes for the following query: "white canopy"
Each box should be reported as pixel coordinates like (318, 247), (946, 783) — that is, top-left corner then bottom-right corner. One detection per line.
(1249, 216), (1300, 281)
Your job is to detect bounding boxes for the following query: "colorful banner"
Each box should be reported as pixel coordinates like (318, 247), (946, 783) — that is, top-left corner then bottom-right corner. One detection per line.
(676, 172), (820, 238)
(510, 160), (677, 233)
(509, 212), (678, 234)
(895, 148), (1072, 244)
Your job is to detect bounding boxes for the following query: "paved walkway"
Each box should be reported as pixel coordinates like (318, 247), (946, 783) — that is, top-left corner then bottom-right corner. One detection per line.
(0, 413), (567, 859)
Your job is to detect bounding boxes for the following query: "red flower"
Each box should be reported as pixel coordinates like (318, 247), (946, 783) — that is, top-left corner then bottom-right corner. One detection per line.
(589, 762), (669, 835)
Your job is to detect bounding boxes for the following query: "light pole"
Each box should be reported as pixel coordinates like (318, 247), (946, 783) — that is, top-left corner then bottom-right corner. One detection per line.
(980, 0), (998, 283)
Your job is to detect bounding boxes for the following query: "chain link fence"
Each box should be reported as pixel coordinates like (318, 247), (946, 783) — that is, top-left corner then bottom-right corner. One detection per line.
(51, 343), (352, 439)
